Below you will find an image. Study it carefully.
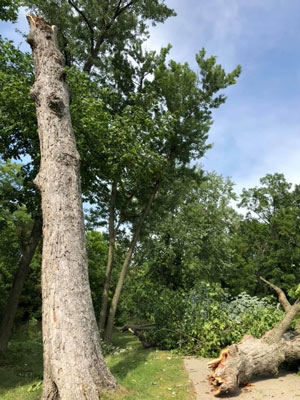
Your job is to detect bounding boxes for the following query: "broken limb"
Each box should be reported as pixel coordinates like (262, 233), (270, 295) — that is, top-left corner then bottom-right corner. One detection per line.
(208, 278), (300, 396)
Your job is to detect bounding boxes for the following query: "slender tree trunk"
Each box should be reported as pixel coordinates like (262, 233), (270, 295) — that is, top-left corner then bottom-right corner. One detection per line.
(26, 15), (117, 399)
(0, 215), (42, 355)
(104, 181), (160, 343)
(98, 183), (117, 333)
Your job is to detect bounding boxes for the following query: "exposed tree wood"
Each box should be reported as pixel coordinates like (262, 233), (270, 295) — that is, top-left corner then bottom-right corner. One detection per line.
(26, 14), (117, 399)
(208, 333), (300, 395)
(208, 278), (300, 396)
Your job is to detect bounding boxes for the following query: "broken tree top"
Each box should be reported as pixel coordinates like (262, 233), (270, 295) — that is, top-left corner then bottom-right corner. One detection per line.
(26, 14), (54, 31)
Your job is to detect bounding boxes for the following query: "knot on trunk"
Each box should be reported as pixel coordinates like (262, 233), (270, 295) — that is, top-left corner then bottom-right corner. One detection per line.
(30, 86), (40, 105)
(48, 95), (65, 118)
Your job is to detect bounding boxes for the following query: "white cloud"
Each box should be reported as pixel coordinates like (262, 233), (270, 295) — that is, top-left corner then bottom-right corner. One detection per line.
(145, 0), (300, 195)
(3, 0), (299, 198)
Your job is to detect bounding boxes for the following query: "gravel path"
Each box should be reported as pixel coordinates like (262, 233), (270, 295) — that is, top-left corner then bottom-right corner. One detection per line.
(184, 357), (300, 400)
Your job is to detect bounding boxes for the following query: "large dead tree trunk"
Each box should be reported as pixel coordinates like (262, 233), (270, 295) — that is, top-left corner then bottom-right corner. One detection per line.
(0, 215), (42, 355)
(26, 15), (117, 399)
(208, 277), (300, 396)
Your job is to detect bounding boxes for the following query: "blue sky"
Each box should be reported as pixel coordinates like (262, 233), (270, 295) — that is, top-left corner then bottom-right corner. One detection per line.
(146, 0), (300, 194)
(1, 1), (300, 195)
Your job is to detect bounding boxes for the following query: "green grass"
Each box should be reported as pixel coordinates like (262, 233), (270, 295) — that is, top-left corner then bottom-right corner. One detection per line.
(0, 328), (194, 400)
(103, 331), (193, 400)
(0, 335), (43, 400)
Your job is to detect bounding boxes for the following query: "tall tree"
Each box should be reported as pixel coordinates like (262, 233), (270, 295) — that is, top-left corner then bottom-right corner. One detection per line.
(102, 51), (241, 342)
(229, 173), (300, 295)
(26, 15), (116, 399)
(72, 47), (241, 342)
(135, 172), (238, 291)
(0, 0), (175, 345)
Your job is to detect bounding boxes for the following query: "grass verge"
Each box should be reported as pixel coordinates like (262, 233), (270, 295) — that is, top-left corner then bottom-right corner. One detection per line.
(0, 327), (194, 400)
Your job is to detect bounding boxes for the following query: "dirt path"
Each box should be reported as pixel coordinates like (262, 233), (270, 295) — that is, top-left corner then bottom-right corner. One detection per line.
(184, 357), (300, 399)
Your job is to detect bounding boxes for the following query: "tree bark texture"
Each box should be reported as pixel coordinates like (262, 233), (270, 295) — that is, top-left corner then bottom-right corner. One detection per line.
(26, 15), (117, 399)
(208, 277), (300, 396)
(0, 215), (42, 355)
(104, 181), (160, 343)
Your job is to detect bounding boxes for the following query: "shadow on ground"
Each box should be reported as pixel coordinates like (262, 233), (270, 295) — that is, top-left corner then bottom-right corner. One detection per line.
(0, 338), (43, 395)
(110, 330), (154, 380)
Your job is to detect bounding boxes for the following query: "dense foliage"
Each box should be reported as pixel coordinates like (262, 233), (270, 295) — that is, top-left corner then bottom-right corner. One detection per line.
(129, 282), (284, 357)
(0, 0), (20, 21)
(0, 159), (298, 355)
(135, 172), (238, 290)
(1, 1), (299, 362)
(226, 174), (300, 296)
(0, 161), (41, 324)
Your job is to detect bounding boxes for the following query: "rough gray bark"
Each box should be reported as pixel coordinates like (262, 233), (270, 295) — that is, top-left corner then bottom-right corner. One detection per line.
(104, 181), (160, 343)
(208, 277), (300, 396)
(0, 215), (42, 355)
(26, 15), (117, 399)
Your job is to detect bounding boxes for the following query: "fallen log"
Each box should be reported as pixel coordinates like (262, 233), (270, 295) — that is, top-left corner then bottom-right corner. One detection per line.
(208, 277), (300, 396)
(122, 324), (155, 332)
(122, 324), (157, 348)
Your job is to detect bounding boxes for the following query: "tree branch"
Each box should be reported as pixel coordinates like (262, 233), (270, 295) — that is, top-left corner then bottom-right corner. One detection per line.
(83, 0), (135, 73)
(114, 0), (123, 18)
(68, 0), (95, 53)
(260, 276), (291, 313)
(260, 276), (300, 343)
(263, 302), (300, 344)
(115, 1), (134, 18)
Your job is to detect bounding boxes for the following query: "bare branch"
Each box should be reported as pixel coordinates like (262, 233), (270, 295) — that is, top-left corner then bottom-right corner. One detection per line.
(260, 276), (291, 313)
(260, 276), (300, 343)
(263, 302), (300, 343)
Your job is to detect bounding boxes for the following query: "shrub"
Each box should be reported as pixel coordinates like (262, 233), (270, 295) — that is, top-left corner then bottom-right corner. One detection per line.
(140, 282), (284, 357)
